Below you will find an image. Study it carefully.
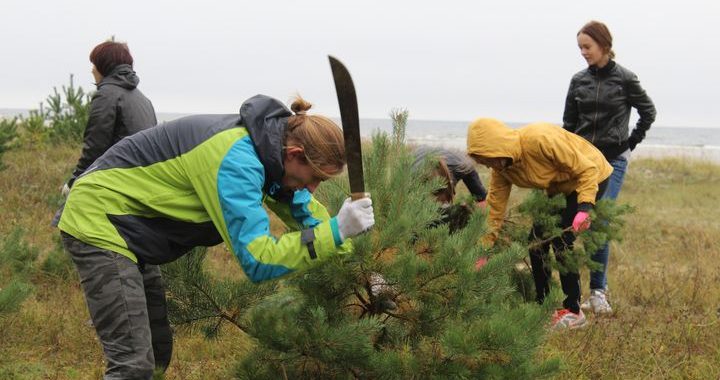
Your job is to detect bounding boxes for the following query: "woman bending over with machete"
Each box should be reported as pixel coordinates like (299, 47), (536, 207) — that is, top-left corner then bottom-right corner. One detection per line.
(57, 94), (375, 379)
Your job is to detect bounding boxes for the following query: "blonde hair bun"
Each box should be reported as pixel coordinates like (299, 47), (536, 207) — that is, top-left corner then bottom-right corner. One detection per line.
(290, 96), (312, 115)
(285, 95), (345, 178)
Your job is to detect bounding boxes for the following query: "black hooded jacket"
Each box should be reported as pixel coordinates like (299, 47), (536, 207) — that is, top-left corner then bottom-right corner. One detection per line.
(69, 64), (156, 185)
(562, 60), (656, 160)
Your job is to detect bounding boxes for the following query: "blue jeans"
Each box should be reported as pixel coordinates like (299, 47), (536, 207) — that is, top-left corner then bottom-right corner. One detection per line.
(589, 156), (628, 290)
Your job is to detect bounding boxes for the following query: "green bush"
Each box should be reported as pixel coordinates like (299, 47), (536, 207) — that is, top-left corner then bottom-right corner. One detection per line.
(0, 117), (19, 169)
(0, 228), (41, 320)
(40, 235), (76, 281)
(0, 227), (40, 277)
(46, 74), (91, 144)
(15, 74), (91, 148)
(17, 109), (48, 147)
(0, 280), (34, 319)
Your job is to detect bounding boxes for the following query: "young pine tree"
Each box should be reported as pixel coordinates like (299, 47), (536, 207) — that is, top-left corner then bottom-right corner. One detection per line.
(0, 228), (38, 319)
(0, 117), (18, 169)
(46, 74), (91, 144)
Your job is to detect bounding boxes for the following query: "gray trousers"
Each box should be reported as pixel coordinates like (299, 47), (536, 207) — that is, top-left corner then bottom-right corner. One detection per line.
(61, 233), (173, 380)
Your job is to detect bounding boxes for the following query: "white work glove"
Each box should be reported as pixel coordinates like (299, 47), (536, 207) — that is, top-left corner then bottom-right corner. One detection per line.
(336, 196), (375, 241)
(61, 183), (71, 198)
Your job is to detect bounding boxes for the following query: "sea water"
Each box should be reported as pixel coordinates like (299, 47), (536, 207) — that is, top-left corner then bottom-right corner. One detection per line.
(3, 108), (719, 161)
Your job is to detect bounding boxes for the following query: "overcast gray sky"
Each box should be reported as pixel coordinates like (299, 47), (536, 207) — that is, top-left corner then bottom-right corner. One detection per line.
(2, 0), (718, 128)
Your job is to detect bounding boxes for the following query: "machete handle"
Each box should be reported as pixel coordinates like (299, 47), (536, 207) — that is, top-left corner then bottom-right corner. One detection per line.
(351, 192), (368, 201)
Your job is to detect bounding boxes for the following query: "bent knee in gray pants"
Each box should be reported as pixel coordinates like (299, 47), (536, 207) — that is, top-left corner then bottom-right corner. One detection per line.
(61, 232), (173, 379)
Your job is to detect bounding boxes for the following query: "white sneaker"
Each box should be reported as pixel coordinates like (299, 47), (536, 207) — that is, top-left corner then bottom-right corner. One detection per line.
(551, 309), (588, 330)
(581, 289), (613, 315)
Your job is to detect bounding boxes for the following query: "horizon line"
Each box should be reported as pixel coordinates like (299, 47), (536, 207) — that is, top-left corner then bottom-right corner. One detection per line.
(0, 107), (716, 130)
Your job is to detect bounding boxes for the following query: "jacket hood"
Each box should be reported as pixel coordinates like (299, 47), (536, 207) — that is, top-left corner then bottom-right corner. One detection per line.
(467, 118), (521, 162)
(98, 64), (139, 90)
(239, 94), (293, 202)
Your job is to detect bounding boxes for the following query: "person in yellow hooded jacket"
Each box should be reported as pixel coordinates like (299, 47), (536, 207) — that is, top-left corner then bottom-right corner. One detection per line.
(467, 118), (612, 330)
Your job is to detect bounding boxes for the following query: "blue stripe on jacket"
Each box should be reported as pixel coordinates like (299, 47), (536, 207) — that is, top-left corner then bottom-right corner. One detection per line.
(290, 190), (322, 228)
(217, 136), (292, 281)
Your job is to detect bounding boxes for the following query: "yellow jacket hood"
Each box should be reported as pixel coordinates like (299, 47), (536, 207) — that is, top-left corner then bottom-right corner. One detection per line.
(467, 118), (521, 162)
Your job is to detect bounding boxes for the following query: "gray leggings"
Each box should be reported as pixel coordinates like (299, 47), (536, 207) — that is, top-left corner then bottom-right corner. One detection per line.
(61, 232), (173, 380)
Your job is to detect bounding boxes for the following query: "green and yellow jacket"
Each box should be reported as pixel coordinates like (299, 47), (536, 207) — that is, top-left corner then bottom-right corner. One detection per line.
(59, 95), (349, 282)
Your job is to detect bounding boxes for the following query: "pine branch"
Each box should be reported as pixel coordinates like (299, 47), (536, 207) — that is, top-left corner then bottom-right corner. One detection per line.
(381, 309), (413, 322)
(352, 288), (370, 310)
(173, 314), (221, 324)
(343, 303), (367, 311)
(190, 280), (248, 333)
(527, 226), (576, 250)
(280, 364), (288, 380)
(416, 269), (456, 290)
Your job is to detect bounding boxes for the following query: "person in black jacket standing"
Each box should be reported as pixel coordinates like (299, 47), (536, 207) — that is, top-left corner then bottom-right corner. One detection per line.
(62, 40), (157, 193)
(563, 20), (656, 315)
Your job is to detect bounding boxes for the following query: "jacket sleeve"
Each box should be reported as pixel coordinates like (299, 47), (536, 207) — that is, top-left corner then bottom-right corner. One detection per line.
(264, 190), (330, 230)
(70, 90), (118, 185)
(449, 153), (487, 201)
(562, 77), (579, 133)
(625, 73), (657, 150)
(217, 146), (346, 283)
(485, 170), (512, 244)
(265, 189), (353, 252)
(458, 170), (487, 201)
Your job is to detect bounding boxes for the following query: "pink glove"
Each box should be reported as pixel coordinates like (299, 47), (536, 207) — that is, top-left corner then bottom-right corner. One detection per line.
(474, 257), (489, 271)
(572, 211), (591, 232)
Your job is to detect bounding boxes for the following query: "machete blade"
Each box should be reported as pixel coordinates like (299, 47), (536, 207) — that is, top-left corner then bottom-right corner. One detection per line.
(329, 56), (365, 200)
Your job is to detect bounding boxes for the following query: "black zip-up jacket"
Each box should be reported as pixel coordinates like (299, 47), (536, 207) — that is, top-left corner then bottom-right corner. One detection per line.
(562, 60), (656, 160)
(69, 64), (157, 186)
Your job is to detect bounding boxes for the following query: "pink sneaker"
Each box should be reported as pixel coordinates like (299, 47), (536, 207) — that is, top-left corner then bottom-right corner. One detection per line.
(550, 308), (587, 330)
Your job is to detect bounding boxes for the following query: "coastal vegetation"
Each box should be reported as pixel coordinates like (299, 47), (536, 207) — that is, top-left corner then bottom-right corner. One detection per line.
(1, 81), (718, 378)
